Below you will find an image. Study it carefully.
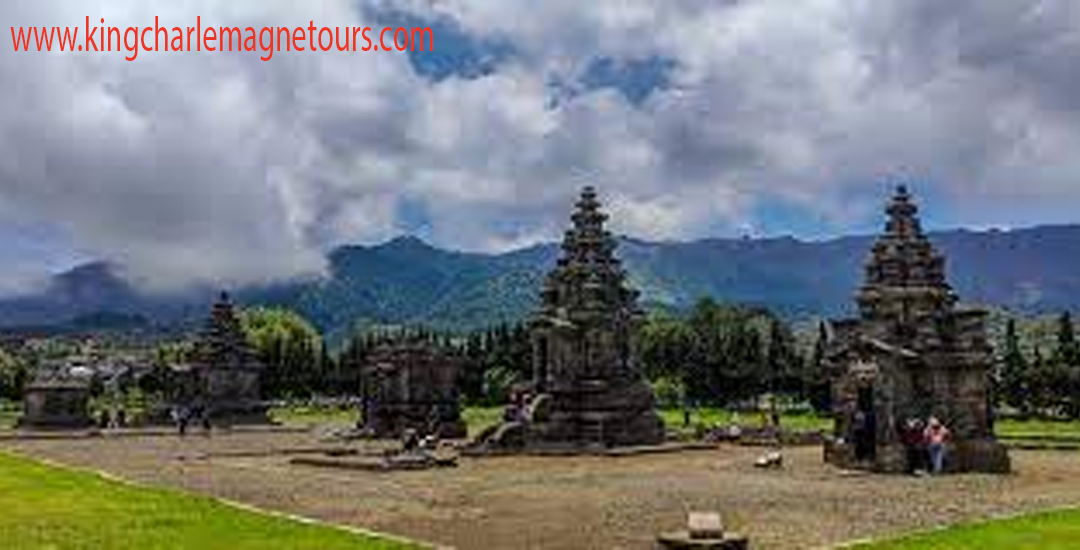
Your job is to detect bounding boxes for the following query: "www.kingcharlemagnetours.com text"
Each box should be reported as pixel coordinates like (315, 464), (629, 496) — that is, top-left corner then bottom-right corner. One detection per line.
(11, 16), (433, 61)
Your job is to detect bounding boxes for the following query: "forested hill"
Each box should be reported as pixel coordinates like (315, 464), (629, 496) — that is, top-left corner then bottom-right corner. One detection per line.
(3, 225), (1080, 337)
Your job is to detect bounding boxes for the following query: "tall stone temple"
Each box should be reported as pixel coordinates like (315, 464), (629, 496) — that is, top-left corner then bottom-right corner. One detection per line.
(824, 186), (1010, 473)
(484, 186), (665, 449)
(187, 292), (270, 424)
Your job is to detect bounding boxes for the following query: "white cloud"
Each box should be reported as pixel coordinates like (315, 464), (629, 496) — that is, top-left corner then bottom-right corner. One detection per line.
(3, 0), (1080, 293)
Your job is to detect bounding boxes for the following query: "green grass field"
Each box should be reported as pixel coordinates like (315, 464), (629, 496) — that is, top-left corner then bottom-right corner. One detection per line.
(854, 507), (1080, 549)
(0, 401), (19, 429)
(269, 404), (359, 427)
(0, 451), (416, 550)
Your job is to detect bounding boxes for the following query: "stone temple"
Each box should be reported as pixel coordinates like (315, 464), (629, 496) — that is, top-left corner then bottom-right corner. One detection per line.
(824, 186), (1010, 473)
(185, 292), (270, 425)
(483, 186), (665, 449)
(19, 372), (93, 430)
(360, 342), (468, 439)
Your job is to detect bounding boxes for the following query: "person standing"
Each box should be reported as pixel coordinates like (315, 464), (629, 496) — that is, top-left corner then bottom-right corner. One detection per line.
(901, 418), (925, 474)
(924, 416), (950, 475)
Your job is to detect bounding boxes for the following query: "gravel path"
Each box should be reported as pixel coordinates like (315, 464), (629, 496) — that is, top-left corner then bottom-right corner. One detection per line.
(5, 433), (1080, 549)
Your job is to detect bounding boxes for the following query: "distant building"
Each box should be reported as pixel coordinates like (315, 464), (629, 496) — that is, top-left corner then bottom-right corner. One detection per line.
(481, 187), (664, 450)
(184, 292), (270, 425)
(361, 342), (467, 439)
(824, 186), (1010, 473)
(19, 368), (93, 430)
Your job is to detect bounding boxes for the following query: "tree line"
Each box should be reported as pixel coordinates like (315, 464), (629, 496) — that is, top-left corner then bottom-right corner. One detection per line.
(999, 312), (1080, 419)
(3, 304), (1077, 421)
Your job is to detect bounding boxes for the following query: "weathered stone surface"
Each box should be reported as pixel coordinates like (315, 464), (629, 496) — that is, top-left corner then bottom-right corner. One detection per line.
(178, 292), (271, 425)
(483, 187), (664, 450)
(360, 343), (467, 439)
(18, 376), (93, 430)
(825, 186), (1010, 474)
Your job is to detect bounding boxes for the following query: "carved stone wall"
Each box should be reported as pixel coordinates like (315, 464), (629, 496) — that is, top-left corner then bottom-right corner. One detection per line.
(361, 343), (467, 439)
(826, 187), (1009, 474)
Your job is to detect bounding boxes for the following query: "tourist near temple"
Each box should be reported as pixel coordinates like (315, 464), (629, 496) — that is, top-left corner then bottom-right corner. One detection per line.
(481, 186), (665, 449)
(824, 186), (1010, 473)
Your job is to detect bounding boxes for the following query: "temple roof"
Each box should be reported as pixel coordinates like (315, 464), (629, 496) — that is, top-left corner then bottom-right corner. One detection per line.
(856, 185), (957, 316)
(537, 187), (640, 319)
(193, 292), (262, 370)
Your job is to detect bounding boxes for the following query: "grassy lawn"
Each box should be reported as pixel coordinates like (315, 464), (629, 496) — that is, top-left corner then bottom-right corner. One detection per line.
(996, 418), (1080, 441)
(658, 407), (832, 435)
(462, 406), (503, 436)
(269, 404), (358, 427)
(854, 507), (1080, 549)
(0, 451), (416, 550)
(0, 400), (19, 429)
(253, 402), (1080, 445)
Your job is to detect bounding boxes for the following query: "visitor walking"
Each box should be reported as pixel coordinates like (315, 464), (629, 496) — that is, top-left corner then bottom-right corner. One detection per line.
(924, 416), (950, 475)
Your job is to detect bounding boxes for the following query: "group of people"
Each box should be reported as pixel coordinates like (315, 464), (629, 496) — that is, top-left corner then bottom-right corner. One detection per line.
(97, 408), (128, 429)
(900, 416), (951, 475)
(170, 404), (212, 436)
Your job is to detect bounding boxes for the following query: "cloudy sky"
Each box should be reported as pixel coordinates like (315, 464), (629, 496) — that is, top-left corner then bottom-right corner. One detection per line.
(3, 0), (1080, 294)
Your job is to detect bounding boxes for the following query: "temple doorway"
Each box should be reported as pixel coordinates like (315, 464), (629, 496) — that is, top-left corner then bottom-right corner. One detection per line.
(854, 386), (877, 462)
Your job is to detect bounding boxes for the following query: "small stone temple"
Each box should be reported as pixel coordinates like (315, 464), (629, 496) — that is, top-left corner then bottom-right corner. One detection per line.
(19, 369), (93, 430)
(360, 343), (467, 439)
(824, 186), (1010, 473)
(185, 292), (270, 424)
(482, 186), (664, 449)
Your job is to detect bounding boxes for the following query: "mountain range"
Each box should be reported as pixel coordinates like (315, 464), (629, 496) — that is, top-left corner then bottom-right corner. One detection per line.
(3, 225), (1080, 339)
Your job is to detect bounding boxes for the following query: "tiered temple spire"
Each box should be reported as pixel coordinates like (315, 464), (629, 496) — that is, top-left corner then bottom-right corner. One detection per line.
(195, 292), (259, 370)
(857, 185), (957, 324)
(186, 292), (269, 424)
(541, 186), (640, 318)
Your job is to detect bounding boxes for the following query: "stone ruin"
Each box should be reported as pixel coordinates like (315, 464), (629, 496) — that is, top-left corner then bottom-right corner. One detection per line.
(18, 368), (93, 430)
(479, 186), (665, 450)
(657, 512), (749, 550)
(359, 342), (467, 439)
(172, 292), (271, 425)
(824, 186), (1010, 473)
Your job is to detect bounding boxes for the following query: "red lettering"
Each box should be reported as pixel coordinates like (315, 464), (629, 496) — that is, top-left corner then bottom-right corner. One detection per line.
(292, 27), (305, 51)
(380, 27), (392, 51)
(58, 26), (78, 51)
(107, 27), (120, 51)
(85, 16), (98, 51)
(412, 27), (432, 52)
(318, 27), (332, 51)
(219, 26), (241, 51)
(276, 27), (290, 52)
(10, 27), (31, 51)
(259, 27), (274, 61)
(394, 28), (407, 51)
(124, 27), (138, 60)
(203, 26), (216, 51)
(171, 27), (183, 51)
(335, 27), (350, 52)
(141, 26), (153, 54)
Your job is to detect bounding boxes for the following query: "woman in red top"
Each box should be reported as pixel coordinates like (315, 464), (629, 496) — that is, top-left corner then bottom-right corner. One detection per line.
(924, 416), (950, 475)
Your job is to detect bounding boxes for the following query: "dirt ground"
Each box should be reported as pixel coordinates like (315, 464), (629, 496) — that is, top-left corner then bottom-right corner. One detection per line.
(5, 431), (1080, 550)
